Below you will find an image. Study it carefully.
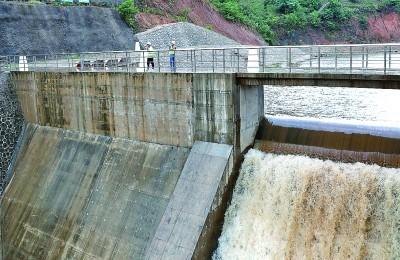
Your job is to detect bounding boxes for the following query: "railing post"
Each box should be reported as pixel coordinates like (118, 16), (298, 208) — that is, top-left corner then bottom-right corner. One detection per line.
(188, 50), (194, 72)
(212, 49), (215, 73)
(223, 49), (226, 73)
(193, 50), (197, 73)
(103, 53), (106, 71)
(237, 48), (240, 72)
(384, 46), (387, 75)
(366, 47), (369, 70)
(126, 52), (129, 72)
(318, 46), (321, 74)
(350, 46), (353, 74)
(334, 46), (337, 72)
(288, 47), (292, 73)
(389, 45), (392, 70)
(262, 48), (265, 73)
(309, 47), (312, 71)
(142, 51), (146, 72)
(362, 47), (365, 70)
(157, 50), (161, 73)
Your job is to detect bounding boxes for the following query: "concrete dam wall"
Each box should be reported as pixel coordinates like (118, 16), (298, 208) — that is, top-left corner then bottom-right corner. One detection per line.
(2, 123), (189, 259)
(0, 2), (137, 55)
(1, 71), (265, 259)
(2, 70), (400, 259)
(1, 123), (234, 259)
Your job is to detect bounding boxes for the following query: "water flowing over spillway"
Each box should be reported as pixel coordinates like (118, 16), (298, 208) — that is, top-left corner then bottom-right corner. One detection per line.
(214, 150), (400, 260)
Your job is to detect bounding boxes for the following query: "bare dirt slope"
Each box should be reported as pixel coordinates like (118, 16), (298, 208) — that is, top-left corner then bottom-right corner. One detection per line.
(136, 0), (265, 46)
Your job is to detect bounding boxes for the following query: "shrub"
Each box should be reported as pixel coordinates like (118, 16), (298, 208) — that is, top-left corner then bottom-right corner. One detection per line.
(277, 0), (301, 14)
(309, 10), (321, 28)
(206, 24), (214, 31)
(215, 0), (246, 22)
(359, 16), (369, 30)
(118, 0), (139, 29)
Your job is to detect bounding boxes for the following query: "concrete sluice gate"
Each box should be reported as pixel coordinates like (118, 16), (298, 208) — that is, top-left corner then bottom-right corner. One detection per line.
(1, 71), (400, 259)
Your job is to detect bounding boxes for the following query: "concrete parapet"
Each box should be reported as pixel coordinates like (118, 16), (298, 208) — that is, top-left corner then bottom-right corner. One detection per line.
(11, 72), (264, 153)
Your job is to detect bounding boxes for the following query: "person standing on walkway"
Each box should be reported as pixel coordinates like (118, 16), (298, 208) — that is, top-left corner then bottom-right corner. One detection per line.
(169, 41), (177, 72)
(146, 42), (155, 71)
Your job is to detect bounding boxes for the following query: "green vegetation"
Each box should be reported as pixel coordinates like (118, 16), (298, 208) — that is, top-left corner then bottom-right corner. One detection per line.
(210, 0), (396, 44)
(174, 7), (191, 22)
(118, 0), (139, 30)
(206, 24), (215, 31)
(27, 0), (46, 5)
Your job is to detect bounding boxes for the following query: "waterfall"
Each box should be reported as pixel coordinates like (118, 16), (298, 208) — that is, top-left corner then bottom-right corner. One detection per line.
(214, 150), (400, 260)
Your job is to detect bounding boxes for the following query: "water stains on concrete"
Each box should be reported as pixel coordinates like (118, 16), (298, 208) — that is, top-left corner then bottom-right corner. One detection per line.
(1, 123), (189, 259)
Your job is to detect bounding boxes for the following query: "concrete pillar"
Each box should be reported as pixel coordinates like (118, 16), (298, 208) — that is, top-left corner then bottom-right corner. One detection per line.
(135, 42), (146, 72)
(238, 85), (264, 152)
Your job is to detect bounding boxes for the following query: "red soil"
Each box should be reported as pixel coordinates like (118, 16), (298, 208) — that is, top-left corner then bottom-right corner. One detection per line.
(136, 0), (265, 46)
(136, 13), (175, 31)
(368, 12), (400, 42)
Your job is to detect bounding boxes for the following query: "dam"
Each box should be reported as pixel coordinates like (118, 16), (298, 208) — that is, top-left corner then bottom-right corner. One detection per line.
(0, 44), (400, 259)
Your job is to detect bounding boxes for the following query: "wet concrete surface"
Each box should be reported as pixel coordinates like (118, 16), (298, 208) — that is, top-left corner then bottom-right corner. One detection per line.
(1, 123), (189, 259)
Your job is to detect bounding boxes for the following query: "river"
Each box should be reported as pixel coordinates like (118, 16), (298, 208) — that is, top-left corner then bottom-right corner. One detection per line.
(264, 86), (400, 125)
(213, 86), (400, 259)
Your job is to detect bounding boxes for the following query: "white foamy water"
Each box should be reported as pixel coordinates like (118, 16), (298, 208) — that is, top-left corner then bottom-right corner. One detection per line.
(214, 150), (400, 260)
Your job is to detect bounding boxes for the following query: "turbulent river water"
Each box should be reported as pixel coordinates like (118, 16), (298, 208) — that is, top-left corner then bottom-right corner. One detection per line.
(215, 151), (400, 260)
(215, 86), (400, 259)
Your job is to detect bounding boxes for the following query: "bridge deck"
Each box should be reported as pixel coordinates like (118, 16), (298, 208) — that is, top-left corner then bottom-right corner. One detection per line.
(2, 43), (400, 77)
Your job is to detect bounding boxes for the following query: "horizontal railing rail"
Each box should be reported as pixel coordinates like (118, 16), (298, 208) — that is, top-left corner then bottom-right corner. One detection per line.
(3, 44), (400, 75)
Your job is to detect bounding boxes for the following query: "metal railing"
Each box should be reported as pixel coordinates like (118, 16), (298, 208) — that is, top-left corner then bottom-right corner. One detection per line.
(2, 43), (400, 75)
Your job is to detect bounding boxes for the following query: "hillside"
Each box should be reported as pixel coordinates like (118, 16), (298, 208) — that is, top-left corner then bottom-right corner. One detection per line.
(129, 0), (400, 45)
(132, 0), (266, 45)
(209, 0), (400, 44)
(0, 2), (137, 55)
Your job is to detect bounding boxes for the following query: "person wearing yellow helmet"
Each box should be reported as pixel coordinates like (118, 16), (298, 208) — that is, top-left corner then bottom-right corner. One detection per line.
(169, 41), (177, 72)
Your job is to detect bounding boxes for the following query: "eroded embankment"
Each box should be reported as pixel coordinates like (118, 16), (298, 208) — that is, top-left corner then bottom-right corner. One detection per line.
(215, 150), (400, 259)
(1, 123), (189, 259)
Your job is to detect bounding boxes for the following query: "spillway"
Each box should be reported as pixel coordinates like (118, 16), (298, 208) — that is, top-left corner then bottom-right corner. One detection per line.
(214, 150), (400, 259)
(1, 123), (189, 259)
(2, 70), (399, 259)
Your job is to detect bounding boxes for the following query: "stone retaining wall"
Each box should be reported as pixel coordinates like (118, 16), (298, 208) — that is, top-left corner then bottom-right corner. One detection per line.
(0, 72), (23, 195)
